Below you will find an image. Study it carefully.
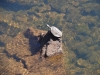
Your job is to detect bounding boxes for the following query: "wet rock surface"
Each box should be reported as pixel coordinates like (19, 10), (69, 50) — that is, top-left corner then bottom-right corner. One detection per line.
(40, 31), (62, 57)
(1, 28), (66, 75)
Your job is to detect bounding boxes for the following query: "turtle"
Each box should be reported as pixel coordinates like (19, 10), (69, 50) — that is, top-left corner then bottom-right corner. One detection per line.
(46, 24), (62, 37)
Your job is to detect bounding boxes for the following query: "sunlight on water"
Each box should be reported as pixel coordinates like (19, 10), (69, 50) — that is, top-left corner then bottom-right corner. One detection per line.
(0, 0), (100, 75)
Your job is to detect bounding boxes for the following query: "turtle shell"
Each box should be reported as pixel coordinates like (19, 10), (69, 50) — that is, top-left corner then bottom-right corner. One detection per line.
(50, 26), (62, 37)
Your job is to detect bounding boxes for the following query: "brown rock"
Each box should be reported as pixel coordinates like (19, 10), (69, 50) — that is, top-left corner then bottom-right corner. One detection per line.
(4, 27), (66, 75)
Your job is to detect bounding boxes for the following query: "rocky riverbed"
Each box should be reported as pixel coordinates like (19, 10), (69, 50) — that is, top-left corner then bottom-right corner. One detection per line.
(0, 28), (66, 75)
(0, 0), (100, 75)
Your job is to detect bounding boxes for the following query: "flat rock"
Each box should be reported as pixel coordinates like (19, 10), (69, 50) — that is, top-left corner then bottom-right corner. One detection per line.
(4, 28), (66, 75)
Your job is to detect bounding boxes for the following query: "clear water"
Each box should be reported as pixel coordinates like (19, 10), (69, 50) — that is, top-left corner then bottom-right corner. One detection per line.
(0, 0), (100, 75)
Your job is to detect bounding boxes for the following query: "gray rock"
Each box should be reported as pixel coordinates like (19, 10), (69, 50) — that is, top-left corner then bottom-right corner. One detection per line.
(40, 31), (63, 57)
(46, 39), (62, 56)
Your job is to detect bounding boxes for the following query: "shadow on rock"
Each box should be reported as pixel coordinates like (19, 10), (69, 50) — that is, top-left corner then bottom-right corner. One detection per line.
(23, 27), (62, 59)
(24, 28), (41, 56)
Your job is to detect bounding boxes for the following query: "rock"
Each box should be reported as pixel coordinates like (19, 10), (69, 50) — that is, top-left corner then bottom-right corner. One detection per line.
(40, 31), (63, 57)
(24, 27), (63, 57)
(4, 27), (66, 75)
(46, 39), (62, 56)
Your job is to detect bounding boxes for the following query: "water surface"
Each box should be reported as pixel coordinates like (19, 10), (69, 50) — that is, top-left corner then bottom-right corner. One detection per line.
(0, 0), (100, 75)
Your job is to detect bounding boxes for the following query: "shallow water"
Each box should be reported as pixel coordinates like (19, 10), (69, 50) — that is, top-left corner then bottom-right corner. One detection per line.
(0, 0), (100, 75)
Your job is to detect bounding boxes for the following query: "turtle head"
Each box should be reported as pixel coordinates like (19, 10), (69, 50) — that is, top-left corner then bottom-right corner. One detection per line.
(46, 24), (51, 28)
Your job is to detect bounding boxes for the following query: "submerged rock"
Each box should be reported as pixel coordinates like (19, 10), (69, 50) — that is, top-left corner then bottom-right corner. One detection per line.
(4, 27), (65, 75)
